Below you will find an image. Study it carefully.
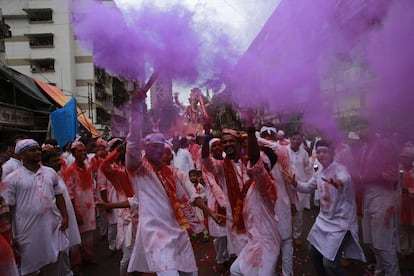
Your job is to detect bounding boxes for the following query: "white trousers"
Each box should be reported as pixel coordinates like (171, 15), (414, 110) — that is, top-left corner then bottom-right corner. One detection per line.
(107, 223), (117, 251)
(120, 245), (133, 276)
(157, 270), (197, 276)
(292, 210), (303, 239)
(373, 248), (400, 276)
(213, 236), (229, 264)
(280, 237), (293, 276)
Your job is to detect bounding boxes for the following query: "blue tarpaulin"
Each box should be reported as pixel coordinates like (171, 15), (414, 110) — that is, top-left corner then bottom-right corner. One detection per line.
(50, 97), (78, 147)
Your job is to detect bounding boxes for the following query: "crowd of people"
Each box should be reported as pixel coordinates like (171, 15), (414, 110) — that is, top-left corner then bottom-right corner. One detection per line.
(0, 91), (413, 276)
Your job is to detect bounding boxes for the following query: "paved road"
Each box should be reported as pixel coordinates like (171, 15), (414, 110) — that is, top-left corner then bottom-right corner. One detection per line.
(83, 208), (414, 276)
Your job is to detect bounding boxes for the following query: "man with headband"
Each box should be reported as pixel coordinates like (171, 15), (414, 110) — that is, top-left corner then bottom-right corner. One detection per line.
(125, 92), (223, 276)
(62, 140), (97, 273)
(1, 134), (27, 181)
(3, 139), (69, 275)
(283, 139), (366, 275)
(202, 128), (249, 261)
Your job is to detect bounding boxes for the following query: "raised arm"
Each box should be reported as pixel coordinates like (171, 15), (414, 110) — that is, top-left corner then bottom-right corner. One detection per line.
(247, 127), (260, 166)
(283, 171), (318, 194)
(126, 91), (146, 174)
(100, 148), (124, 183)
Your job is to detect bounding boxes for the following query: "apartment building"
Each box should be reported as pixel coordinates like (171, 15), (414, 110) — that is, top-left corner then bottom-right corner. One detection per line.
(1, 0), (132, 138)
(0, 9), (11, 64)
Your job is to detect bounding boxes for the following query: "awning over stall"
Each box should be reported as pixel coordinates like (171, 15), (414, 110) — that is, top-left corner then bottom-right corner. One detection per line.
(34, 79), (101, 137)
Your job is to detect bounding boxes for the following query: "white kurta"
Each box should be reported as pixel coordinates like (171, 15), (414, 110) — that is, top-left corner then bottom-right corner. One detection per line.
(271, 162), (293, 240)
(4, 166), (69, 275)
(97, 168), (119, 224)
(173, 148), (195, 175)
(235, 160), (281, 276)
(203, 168), (227, 238)
(202, 157), (249, 255)
(117, 196), (139, 249)
(1, 157), (22, 181)
(126, 109), (197, 274)
(359, 139), (400, 251)
(288, 147), (312, 210)
(296, 161), (366, 262)
(126, 162), (198, 273)
(58, 176), (81, 248)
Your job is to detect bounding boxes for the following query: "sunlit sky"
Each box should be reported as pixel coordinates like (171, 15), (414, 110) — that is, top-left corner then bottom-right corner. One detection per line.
(113, 0), (280, 103)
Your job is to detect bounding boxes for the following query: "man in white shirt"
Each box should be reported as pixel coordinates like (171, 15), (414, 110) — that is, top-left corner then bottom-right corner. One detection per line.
(173, 137), (195, 175)
(287, 131), (312, 246)
(126, 91), (222, 276)
(284, 139), (366, 275)
(1, 134), (27, 181)
(4, 139), (69, 275)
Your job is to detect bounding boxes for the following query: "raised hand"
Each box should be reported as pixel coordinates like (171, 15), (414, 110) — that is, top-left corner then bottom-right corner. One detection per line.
(282, 171), (297, 187)
(132, 87), (147, 105)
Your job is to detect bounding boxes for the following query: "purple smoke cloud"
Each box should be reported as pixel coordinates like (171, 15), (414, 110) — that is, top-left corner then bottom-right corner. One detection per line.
(227, 0), (413, 141)
(70, 0), (238, 84)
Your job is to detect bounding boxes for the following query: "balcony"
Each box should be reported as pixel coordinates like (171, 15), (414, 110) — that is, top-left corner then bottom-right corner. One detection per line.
(95, 84), (112, 111)
(96, 107), (111, 125)
(25, 33), (54, 48)
(30, 58), (55, 73)
(23, 8), (53, 23)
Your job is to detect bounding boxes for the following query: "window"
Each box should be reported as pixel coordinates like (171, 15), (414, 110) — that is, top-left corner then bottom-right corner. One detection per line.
(26, 33), (54, 48)
(30, 59), (55, 73)
(23, 8), (53, 23)
(96, 107), (111, 124)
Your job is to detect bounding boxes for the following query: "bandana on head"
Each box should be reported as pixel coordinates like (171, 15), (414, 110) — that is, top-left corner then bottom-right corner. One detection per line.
(96, 138), (108, 148)
(315, 140), (331, 150)
(41, 144), (56, 152)
(108, 138), (123, 150)
(144, 132), (165, 145)
(186, 134), (195, 141)
(71, 141), (85, 150)
(209, 138), (221, 150)
(260, 126), (276, 136)
(15, 139), (39, 153)
(222, 128), (238, 138)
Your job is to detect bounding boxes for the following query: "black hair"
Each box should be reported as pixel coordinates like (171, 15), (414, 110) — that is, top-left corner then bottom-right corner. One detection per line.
(315, 139), (332, 149)
(109, 139), (124, 152)
(43, 138), (59, 146)
(41, 150), (60, 164)
(179, 137), (188, 147)
(79, 137), (92, 146)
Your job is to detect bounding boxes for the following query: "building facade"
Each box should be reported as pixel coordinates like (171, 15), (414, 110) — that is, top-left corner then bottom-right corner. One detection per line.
(0, 0), (132, 138)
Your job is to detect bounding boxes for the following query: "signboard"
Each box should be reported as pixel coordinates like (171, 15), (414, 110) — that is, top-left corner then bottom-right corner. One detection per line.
(0, 104), (34, 126)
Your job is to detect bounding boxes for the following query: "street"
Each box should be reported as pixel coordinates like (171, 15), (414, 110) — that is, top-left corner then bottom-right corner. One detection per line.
(83, 208), (413, 276)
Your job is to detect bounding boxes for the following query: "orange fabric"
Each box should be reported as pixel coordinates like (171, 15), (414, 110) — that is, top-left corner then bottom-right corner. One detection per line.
(148, 159), (190, 230)
(223, 158), (248, 233)
(34, 79), (100, 138)
(100, 150), (135, 198)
